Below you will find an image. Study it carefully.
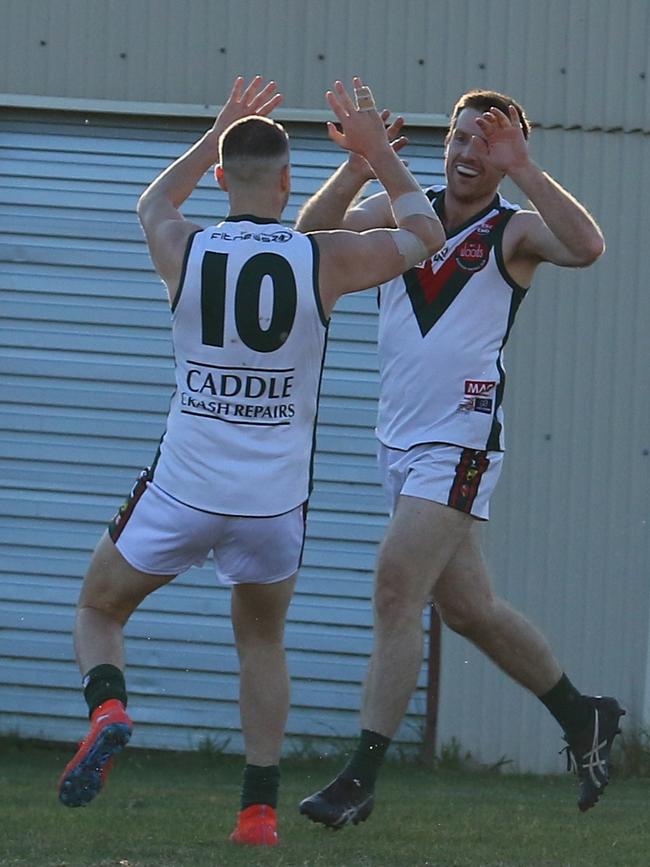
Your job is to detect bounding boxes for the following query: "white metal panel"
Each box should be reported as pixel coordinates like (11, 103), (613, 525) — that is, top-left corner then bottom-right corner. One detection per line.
(2, 109), (648, 774)
(1, 0), (649, 131)
(0, 112), (445, 752)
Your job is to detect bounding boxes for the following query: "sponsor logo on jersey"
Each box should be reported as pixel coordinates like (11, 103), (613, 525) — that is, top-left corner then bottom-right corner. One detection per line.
(473, 397), (493, 414)
(428, 245), (449, 264)
(456, 240), (490, 272)
(181, 362), (296, 426)
(465, 380), (496, 395)
(186, 368), (294, 399)
(210, 230), (292, 243)
(458, 389), (494, 414)
(181, 393), (295, 421)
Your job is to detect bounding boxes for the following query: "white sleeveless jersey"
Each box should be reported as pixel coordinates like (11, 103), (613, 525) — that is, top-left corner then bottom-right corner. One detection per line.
(152, 216), (328, 516)
(376, 188), (528, 452)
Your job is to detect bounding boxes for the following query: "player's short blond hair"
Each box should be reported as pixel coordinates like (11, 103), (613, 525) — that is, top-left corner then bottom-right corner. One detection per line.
(219, 116), (289, 167)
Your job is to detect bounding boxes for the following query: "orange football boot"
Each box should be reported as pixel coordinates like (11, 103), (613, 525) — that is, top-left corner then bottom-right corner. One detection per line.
(230, 804), (279, 846)
(58, 699), (132, 807)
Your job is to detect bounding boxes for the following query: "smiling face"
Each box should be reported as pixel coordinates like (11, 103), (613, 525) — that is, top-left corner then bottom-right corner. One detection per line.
(444, 108), (505, 206)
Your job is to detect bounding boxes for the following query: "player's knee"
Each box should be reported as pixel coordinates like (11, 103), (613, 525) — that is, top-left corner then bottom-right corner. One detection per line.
(77, 597), (134, 627)
(237, 619), (286, 648)
(78, 575), (147, 625)
(235, 628), (286, 665)
(374, 566), (426, 628)
(438, 596), (492, 638)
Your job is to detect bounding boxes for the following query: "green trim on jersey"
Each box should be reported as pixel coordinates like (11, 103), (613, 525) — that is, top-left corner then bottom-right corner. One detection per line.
(306, 234), (328, 327)
(308, 327), (330, 498)
(171, 228), (201, 313)
(493, 213), (530, 296)
(487, 209), (530, 450)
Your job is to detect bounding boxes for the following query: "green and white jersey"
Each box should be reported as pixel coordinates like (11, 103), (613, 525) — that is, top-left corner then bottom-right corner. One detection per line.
(377, 189), (528, 453)
(152, 216), (328, 516)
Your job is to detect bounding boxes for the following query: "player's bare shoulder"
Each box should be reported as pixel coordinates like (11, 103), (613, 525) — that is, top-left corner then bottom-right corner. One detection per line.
(501, 208), (547, 285)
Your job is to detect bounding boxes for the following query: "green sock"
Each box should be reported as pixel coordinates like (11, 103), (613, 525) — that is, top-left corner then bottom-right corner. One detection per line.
(240, 764), (280, 810)
(538, 673), (592, 737)
(341, 729), (391, 790)
(82, 664), (127, 717)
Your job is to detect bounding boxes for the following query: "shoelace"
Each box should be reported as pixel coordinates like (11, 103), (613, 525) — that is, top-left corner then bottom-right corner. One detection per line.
(561, 709), (608, 787)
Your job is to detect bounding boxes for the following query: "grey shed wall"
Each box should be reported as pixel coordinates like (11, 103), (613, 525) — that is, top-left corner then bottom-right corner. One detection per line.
(1, 0), (649, 774)
(1, 0), (649, 132)
(0, 110), (445, 754)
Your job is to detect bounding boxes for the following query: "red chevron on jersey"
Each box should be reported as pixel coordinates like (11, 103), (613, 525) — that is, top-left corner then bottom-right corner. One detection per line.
(403, 210), (511, 337)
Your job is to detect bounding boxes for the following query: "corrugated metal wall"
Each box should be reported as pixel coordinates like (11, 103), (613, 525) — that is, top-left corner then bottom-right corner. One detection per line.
(3, 112), (648, 774)
(0, 110), (446, 752)
(1, 0), (649, 132)
(438, 125), (650, 771)
(1, 0), (649, 774)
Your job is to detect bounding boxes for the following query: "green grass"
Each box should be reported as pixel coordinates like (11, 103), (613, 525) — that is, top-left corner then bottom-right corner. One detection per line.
(1, 737), (649, 867)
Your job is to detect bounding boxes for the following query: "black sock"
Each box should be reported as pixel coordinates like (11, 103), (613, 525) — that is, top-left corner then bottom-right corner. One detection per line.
(538, 673), (592, 737)
(240, 764), (280, 810)
(82, 664), (127, 717)
(341, 729), (391, 791)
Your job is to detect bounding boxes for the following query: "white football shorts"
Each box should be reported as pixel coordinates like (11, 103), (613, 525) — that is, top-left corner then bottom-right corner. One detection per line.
(378, 441), (504, 520)
(108, 472), (306, 585)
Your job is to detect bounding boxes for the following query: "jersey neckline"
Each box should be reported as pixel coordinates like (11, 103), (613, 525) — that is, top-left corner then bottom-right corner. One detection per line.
(433, 191), (501, 238)
(225, 213), (281, 225)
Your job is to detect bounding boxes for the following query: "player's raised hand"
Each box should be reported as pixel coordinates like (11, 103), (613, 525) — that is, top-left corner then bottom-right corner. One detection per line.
(329, 107), (407, 154)
(212, 75), (284, 138)
(383, 112), (408, 156)
(473, 105), (529, 174)
(325, 77), (391, 158)
(341, 110), (409, 182)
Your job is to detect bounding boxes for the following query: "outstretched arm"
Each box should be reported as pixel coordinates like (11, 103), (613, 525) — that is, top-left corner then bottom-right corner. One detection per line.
(474, 106), (605, 273)
(295, 111), (406, 233)
(313, 79), (445, 316)
(137, 76), (283, 301)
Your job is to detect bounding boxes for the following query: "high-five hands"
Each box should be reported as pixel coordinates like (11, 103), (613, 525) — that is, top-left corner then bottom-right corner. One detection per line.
(327, 77), (408, 156)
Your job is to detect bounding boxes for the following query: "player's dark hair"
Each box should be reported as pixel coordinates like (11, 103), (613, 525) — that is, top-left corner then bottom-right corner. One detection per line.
(220, 116), (289, 167)
(446, 90), (530, 144)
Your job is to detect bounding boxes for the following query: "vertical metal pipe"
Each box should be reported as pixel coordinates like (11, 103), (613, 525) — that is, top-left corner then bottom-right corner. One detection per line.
(422, 601), (442, 764)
